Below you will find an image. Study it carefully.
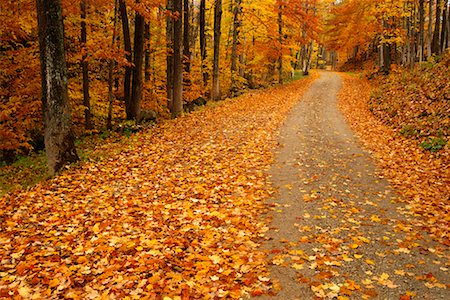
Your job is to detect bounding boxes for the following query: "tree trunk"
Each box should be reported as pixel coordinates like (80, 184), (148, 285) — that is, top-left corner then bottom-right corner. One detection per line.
(231, 0), (242, 95)
(119, 0), (132, 116)
(172, 0), (183, 117)
(80, 0), (92, 129)
(427, 0), (433, 57)
(183, 0), (191, 75)
(277, 3), (283, 84)
(144, 23), (151, 83)
(441, 1), (448, 52)
(303, 40), (314, 75)
(130, 1), (145, 120)
(419, 0), (425, 61)
(166, 0), (174, 109)
(432, 0), (442, 54)
(36, 0), (79, 175)
(447, 1), (450, 49)
(107, 0), (119, 130)
(199, 0), (207, 88)
(212, 0), (222, 100)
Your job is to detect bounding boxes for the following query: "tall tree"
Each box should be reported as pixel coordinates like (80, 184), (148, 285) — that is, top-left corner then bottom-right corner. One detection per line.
(36, 0), (79, 175)
(107, 0), (119, 129)
(183, 0), (191, 75)
(231, 0), (242, 95)
(419, 0), (425, 61)
(172, 0), (183, 116)
(199, 0), (208, 87)
(427, 0), (433, 57)
(119, 0), (133, 117)
(166, 0), (174, 108)
(212, 0), (222, 100)
(130, 0), (145, 120)
(432, 0), (442, 54)
(441, 1), (449, 52)
(80, 0), (92, 129)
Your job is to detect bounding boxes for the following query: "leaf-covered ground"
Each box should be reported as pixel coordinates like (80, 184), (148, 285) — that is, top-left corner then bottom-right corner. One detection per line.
(369, 54), (450, 152)
(339, 74), (450, 246)
(0, 75), (316, 299)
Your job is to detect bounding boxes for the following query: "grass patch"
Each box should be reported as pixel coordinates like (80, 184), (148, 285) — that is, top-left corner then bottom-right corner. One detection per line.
(420, 137), (447, 152)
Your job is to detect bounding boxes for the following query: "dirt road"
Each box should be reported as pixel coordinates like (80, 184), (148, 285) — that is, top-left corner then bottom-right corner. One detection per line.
(256, 72), (449, 299)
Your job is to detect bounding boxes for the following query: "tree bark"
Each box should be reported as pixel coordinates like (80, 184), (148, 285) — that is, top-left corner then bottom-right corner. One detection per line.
(303, 40), (314, 75)
(107, 0), (119, 130)
(166, 0), (174, 109)
(80, 0), (92, 129)
(441, 1), (448, 52)
(427, 0), (433, 57)
(199, 0), (208, 88)
(172, 0), (183, 117)
(419, 0), (425, 62)
(277, 3), (283, 84)
(432, 0), (442, 54)
(144, 23), (151, 83)
(183, 0), (191, 75)
(212, 0), (222, 100)
(130, 1), (145, 120)
(36, 0), (79, 175)
(119, 0), (132, 116)
(231, 0), (242, 95)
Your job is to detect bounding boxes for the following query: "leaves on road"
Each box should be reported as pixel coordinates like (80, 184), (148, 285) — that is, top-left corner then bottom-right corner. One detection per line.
(339, 74), (450, 246)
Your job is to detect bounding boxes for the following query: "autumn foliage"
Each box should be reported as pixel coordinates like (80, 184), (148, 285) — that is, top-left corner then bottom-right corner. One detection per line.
(1, 0), (322, 159)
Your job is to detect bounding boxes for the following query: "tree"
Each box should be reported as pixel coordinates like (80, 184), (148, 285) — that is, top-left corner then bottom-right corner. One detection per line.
(183, 0), (191, 75)
(36, 0), (79, 175)
(119, 0), (133, 118)
(166, 0), (174, 107)
(418, 0), (425, 62)
(172, 0), (183, 117)
(212, 0), (222, 100)
(80, 0), (92, 129)
(432, 0), (442, 54)
(130, 0), (145, 120)
(199, 0), (208, 88)
(231, 0), (242, 95)
(107, 0), (119, 129)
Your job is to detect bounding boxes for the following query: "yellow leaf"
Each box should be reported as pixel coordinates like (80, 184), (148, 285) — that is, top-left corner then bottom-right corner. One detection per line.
(93, 223), (100, 234)
(209, 255), (222, 264)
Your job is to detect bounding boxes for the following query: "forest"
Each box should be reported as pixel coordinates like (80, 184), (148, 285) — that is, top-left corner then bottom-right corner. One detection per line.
(1, 0), (449, 171)
(1, 0), (450, 299)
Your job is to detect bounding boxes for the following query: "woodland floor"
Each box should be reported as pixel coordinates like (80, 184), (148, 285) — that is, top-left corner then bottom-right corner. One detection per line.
(1, 72), (449, 299)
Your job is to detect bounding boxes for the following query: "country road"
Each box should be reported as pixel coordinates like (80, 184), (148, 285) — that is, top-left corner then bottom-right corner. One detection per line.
(256, 72), (449, 299)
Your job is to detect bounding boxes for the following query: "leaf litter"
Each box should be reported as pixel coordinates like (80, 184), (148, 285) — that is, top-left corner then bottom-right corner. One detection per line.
(0, 75), (316, 299)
